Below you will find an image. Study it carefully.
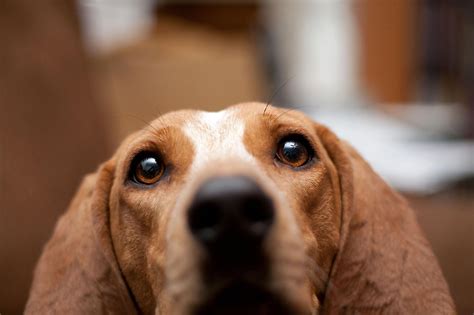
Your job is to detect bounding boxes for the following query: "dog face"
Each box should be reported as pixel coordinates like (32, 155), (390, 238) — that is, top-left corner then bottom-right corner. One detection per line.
(109, 103), (340, 314)
(27, 102), (454, 315)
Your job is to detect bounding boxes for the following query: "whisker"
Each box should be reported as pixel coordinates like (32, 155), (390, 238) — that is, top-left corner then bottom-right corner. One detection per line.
(119, 112), (161, 136)
(153, 103), (167, 126)
(263, 75), (295, 115)
(273, 108), (296, 123)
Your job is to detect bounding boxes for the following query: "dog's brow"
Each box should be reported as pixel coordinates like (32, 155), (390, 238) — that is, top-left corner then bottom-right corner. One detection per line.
(183, 110), (256, 172)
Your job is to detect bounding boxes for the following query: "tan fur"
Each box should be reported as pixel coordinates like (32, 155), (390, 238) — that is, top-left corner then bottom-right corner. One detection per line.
(26, 103), (454, 314)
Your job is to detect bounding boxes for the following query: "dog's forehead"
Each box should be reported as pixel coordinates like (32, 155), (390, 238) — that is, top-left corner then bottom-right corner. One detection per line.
(182, 108), (256, 170)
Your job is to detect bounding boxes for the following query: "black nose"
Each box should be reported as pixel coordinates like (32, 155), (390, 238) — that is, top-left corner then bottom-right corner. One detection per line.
(188, 176), (274, 257)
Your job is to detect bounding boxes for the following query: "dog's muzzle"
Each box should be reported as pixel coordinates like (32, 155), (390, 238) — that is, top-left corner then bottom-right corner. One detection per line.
(166, 174), (312, 315)
(184, 175), (298, 314)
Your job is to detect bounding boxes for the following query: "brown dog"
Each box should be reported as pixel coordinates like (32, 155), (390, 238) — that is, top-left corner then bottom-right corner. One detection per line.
(26, 103), (454, 314)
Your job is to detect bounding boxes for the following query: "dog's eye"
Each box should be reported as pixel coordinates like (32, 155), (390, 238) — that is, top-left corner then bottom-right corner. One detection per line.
(130, 152), (164, 185)
(276, 135), (312, 168)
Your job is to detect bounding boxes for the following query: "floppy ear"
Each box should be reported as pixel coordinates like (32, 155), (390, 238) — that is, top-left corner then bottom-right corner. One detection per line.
(315, 125), (455, 314)
(25, 161), (137, 314)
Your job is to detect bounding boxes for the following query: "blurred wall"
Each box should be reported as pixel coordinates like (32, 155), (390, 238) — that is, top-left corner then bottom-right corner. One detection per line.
(0, 1), (111, 313)
(357, 0), (416, 103)
(91, 5), (266, 145)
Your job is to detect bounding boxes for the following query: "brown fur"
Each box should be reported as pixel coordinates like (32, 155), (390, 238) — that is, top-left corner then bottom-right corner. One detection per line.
(26, 103), (454, 314)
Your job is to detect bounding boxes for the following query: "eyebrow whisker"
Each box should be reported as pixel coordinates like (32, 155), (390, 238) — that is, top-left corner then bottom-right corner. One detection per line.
(123, 113), (161, 137)
(154, 104), (167, 126)
(273, 108), (296, 123)
(263, 75), (295, 116)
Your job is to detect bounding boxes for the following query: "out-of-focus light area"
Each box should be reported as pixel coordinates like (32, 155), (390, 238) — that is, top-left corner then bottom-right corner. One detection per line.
(0, 0), (472, 313)
(77, 0), (474, 195)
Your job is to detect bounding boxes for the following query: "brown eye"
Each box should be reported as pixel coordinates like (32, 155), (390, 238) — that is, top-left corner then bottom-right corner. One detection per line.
(130, 152), (164, 185)
(276, 136), (312, 168)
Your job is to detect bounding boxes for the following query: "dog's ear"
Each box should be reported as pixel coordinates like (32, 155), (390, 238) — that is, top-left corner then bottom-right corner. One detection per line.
(26, 160), (137, 314)
(315, 125), (455, 314)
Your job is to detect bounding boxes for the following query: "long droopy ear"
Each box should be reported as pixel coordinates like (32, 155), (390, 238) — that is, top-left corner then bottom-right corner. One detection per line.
(315, 125), (455, 314)
(25, 161), (137, 314)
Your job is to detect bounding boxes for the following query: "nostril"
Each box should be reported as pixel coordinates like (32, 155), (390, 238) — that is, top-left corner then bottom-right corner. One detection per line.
(242, 196), (274, 236)
(188, 201), (221, 243)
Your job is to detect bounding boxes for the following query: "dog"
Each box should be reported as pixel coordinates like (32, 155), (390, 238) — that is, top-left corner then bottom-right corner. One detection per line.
(26, 103), (454, 314)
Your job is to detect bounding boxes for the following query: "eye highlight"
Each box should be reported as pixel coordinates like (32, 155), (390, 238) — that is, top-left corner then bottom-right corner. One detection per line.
(129, 152), (164, 185)
(276, 135), (313, 168)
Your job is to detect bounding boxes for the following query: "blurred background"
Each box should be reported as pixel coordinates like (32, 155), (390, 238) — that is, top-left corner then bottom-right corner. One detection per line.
(1, 0), (473, 313)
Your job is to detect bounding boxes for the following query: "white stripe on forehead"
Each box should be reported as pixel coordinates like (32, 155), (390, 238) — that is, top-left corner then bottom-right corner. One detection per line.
(183, 109), (256, 171)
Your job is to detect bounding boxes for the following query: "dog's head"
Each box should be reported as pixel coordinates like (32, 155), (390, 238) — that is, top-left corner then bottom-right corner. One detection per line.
(108, 103), (340, 314)
(27, 103), (454, 314)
